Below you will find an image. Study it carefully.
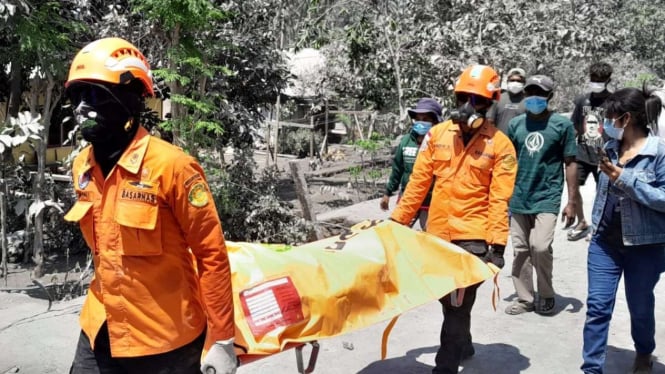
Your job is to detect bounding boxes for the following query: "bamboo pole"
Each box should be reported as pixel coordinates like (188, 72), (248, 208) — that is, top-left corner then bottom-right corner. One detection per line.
(309, 115), (315, 158)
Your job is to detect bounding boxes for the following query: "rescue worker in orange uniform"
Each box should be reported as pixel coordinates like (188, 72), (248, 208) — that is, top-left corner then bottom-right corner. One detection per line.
(391, 65), (518, 374)
(63, 38), (237, 374)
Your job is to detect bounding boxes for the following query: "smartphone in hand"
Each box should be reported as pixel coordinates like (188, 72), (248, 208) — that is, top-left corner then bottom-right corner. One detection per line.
(597, 147), (610, 163)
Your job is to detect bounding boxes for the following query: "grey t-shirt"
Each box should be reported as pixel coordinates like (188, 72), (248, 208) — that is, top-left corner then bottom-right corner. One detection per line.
(493, 91), (525, 134)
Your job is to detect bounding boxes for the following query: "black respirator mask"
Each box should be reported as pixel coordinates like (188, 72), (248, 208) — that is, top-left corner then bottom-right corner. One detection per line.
(449, 102), (487, 130)
(68, 83), (142, 144)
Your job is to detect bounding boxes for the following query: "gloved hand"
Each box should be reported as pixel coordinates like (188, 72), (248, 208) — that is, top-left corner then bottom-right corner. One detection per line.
(484, 244), (505, 269)
(201, 339), (238, 374)
(380, 194), (390, 211)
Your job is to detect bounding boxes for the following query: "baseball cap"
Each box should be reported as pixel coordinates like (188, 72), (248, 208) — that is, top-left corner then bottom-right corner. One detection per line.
(408, 98), (443, 123)
(525, 75), (555, 92)
(507, 68), (526, 79)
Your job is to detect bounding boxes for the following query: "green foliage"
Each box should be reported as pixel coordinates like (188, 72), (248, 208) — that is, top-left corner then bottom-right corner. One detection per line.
(624, 73), (660, 89)
(303, 0), (641, 125)
(206, 150), (313, 244)
(353, 138), (388, 166)
(348, 165), (362, 184)
(366, 168), (383, 183)
(4, 0), (665, 270)
(152, 68), (192, 87)
(346, 137), (388, 194)
(354, 138), (381, 153)
(336, 113), (352, 128)
(624, 1), (665, 78)
(1, 112), (83, 264)
(130, 1), (228, 151)
(278, 128), (323, 158)
(1, 1), (82, 78)
(0, 112), (41, 154)
(131, 0), (226, 30)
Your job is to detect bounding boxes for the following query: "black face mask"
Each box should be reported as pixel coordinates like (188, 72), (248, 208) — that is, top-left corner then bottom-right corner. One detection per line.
(68, 82), (144, 175)
(69, 84), (141, 144)
(74, 101), (127, 143)
(450, 102), (486, 130)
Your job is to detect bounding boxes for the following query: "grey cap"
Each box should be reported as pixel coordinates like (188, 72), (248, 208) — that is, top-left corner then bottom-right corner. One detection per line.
(507, 68), (526, 79)
(525, 75), (555, 92)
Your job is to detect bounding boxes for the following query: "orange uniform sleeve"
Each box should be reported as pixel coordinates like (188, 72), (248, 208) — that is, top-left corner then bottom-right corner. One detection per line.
(171, 156), (235, 342)
(390, 130), (436, 224)
(486, 134), (518, 245)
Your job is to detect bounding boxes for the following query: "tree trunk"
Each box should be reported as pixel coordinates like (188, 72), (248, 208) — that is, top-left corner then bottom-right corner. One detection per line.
(8, 61), (22, 118)
(323, 100), (329, 155)
(168, 24), (185, 146)
(383, 24), (405, 122)
(272, 3), (285, 164)
(1, 175), (8, 285)
(288, 160), (322, 242)
(22, 202), (32, 265)
(30, 73), (58, 278)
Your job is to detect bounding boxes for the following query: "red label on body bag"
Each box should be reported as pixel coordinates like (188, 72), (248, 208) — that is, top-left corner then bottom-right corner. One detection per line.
(239, 276), (304, 338)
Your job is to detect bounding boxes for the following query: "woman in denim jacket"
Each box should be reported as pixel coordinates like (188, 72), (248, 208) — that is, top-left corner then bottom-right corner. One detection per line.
(582, 87), (665, 374)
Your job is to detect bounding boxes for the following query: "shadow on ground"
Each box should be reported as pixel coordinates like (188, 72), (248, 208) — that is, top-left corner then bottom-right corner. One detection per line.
(604, 345), (665, 374)
(503, 292), (584, 316)
(357, 343), (530, 374)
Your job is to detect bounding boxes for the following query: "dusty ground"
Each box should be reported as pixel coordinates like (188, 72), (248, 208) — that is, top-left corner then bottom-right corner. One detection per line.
(2, 166), (665, 373)
(265, 143), (393, 219)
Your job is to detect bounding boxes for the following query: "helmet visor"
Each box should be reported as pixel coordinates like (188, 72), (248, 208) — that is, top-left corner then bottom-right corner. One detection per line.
(455, 93), (493, 108)
(67, 82), (121, 108)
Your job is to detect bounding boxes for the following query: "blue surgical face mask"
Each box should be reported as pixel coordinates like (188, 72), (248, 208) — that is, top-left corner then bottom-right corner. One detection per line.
(412, 121), (433, 135)
(603, 115), (626, 140)
(524, 96), (548, 115)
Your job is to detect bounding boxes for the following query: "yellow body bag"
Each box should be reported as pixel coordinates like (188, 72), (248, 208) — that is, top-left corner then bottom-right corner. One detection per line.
(216, 220), (498, 362)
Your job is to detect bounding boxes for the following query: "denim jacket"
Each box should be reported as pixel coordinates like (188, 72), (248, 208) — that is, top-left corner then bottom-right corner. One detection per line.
(591, 135), (665, 246)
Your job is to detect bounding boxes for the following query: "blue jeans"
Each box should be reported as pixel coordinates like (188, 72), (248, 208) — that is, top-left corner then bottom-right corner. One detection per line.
(581, 237), (665, 373)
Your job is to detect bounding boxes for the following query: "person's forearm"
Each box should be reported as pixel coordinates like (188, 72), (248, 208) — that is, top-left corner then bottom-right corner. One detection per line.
(565, 161), (579, 203)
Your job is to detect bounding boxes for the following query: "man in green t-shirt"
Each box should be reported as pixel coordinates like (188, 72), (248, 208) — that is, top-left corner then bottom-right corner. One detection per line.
(505, 75), (579, 315)
(380, 97), (442, 229)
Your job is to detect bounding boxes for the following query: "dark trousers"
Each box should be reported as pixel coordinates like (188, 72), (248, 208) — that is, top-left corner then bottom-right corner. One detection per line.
(433, 240), (486, 374)
(70, 322), (205, 374)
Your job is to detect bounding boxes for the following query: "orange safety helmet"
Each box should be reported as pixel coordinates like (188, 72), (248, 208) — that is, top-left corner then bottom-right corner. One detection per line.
(454, 65), (500, 101)
(66, 37), (154, 97)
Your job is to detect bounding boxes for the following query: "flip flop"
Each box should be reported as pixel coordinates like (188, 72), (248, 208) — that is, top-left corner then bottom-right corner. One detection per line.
(504, 301), (534, 315)
(567, 226), (590, 241)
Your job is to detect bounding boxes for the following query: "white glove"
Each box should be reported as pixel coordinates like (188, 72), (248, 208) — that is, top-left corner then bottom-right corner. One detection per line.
(201, 339), (238, 374)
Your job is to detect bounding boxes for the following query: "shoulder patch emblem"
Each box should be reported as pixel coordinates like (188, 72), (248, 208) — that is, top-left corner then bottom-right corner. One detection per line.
(502, 154), (517, 171)
(188, 182), (209, 207)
